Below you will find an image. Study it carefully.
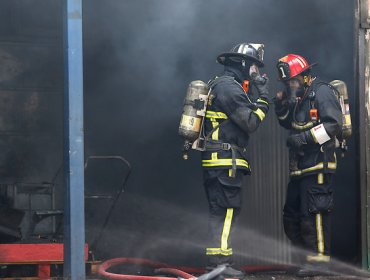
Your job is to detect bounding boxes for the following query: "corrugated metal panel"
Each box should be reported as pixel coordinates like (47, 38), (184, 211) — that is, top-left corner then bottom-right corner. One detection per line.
(234, 112), (291, 265)
(359, 0), (370, 266)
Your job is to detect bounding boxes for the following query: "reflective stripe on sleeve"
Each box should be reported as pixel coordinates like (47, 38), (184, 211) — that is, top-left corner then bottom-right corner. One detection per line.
(206, 111), (228, 119)
(257, 98), (269, 106)
(278, 109), (289, 120)
(253, 108), (266, 121)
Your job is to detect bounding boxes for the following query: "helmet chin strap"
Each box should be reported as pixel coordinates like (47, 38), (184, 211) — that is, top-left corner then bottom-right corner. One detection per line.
(241, 59), (251, 81)
(224, 64), (249, 83)
(303, 75), (313, 87)
(300, 76), (315, 102)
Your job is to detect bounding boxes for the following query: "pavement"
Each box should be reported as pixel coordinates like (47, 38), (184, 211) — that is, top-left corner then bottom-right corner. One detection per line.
(242, 272), (370, 280)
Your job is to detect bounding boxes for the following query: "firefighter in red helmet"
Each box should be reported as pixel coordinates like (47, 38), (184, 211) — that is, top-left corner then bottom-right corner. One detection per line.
(274, 54), (342, 276)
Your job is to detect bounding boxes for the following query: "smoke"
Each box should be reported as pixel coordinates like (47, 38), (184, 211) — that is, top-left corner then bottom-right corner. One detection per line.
(0, 49), (22, 83)
(0, 0), (356, 268)
(81, 0), (358, 267)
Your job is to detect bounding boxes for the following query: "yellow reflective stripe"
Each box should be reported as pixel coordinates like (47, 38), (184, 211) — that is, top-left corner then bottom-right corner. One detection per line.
(206, 208), (234, 256)
(202, 158), (249, 169)
(206, 248), (233, 256)
(211, 120), (219, 160)
(206, 111), (228, 119)
(228, 169), (233, 177)
(206, 248), (221, 254)
(221, 208), (233, 250)
(211, 122), (219, 141)
(310, 127), (318, 143)
(211, 152), (218, 160)
(307, 254), (330, 262)
(278, 109), (289, 120)
(316, 173), (329, 260)
(316, 214), (324, 255)
(221, 248), (232, 256)
(257, 98), (269, 106)
(291, 121), (315, 130)
(253, 108), (266, 121)
(318, 173), (324, 185)
(290, 162), (337, 176)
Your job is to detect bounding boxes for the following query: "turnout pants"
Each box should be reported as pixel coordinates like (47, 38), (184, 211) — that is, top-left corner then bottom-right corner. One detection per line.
(283, 173), (333, 263)
(203, 169), (243, 267)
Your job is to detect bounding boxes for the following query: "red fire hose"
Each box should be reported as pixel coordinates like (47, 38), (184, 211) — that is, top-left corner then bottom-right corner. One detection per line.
(98, 257), (290, 280)
(98, 258), (198, 280)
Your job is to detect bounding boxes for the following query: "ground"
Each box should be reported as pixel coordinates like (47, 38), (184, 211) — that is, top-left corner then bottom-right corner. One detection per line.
(244, 273), (369, 280)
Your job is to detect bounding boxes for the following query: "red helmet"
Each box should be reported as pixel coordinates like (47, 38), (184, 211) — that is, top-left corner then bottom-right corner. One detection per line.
(276, 54), (317, 81)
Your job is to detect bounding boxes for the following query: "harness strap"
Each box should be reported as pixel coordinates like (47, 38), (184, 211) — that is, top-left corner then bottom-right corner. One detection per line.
(204, 139), (244, 178)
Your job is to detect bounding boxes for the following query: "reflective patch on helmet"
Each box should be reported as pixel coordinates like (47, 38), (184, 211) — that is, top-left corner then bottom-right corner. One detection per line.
(277, 61), (290, 80)
(310, 124), (331, 145)
(295, 56), (307, 68)
(237, 44), (247, 54)
(279, 55), (289, 62)
(279, 66), (287, 79)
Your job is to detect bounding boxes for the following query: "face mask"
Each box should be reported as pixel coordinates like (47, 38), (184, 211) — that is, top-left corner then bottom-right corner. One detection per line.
(286, 78), (305, 104)
(249, 64), (260, 79)
(288, 85), (305, 98)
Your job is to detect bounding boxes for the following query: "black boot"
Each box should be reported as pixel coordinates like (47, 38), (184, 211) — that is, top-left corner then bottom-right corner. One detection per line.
(220, 264), (245, 279)
(205, 264), (244, 280)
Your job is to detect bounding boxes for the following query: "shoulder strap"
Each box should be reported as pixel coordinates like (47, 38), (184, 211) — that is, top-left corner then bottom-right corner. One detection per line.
(207, 75), (235, 90)
(204, 119), (230, 140)
(308, 80), (339, 109)
(313, 81), (339, 98)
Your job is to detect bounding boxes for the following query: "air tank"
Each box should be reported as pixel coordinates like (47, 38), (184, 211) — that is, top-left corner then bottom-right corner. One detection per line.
(330, 80), (352, 140)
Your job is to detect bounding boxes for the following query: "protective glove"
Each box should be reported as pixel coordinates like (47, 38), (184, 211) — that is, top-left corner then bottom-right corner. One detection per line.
(274, 91), (289, 115)
(251, 74), (269, 100)
(273, 91), (287, 105)
(286, 131), (314, 150)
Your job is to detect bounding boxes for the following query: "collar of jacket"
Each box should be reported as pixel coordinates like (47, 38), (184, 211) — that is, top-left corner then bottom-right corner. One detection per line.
(223, 66), (248, 84)
(299, 78), (320, 103)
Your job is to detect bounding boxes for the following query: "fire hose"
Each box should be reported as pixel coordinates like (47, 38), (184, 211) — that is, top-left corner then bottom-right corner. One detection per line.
(98, 257), (290, 280)
(98, 258), (198, 280)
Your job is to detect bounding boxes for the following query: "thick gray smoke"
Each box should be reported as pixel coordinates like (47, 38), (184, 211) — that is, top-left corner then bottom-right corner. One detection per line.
(81, 0), (357, 266)
(1, 0), (358, 270)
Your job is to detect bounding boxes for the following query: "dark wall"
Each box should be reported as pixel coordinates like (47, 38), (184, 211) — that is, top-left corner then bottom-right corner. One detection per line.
(0, 0), (63, 182)
(0, 0), (358, 267)
(0, 0), (64, 238)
